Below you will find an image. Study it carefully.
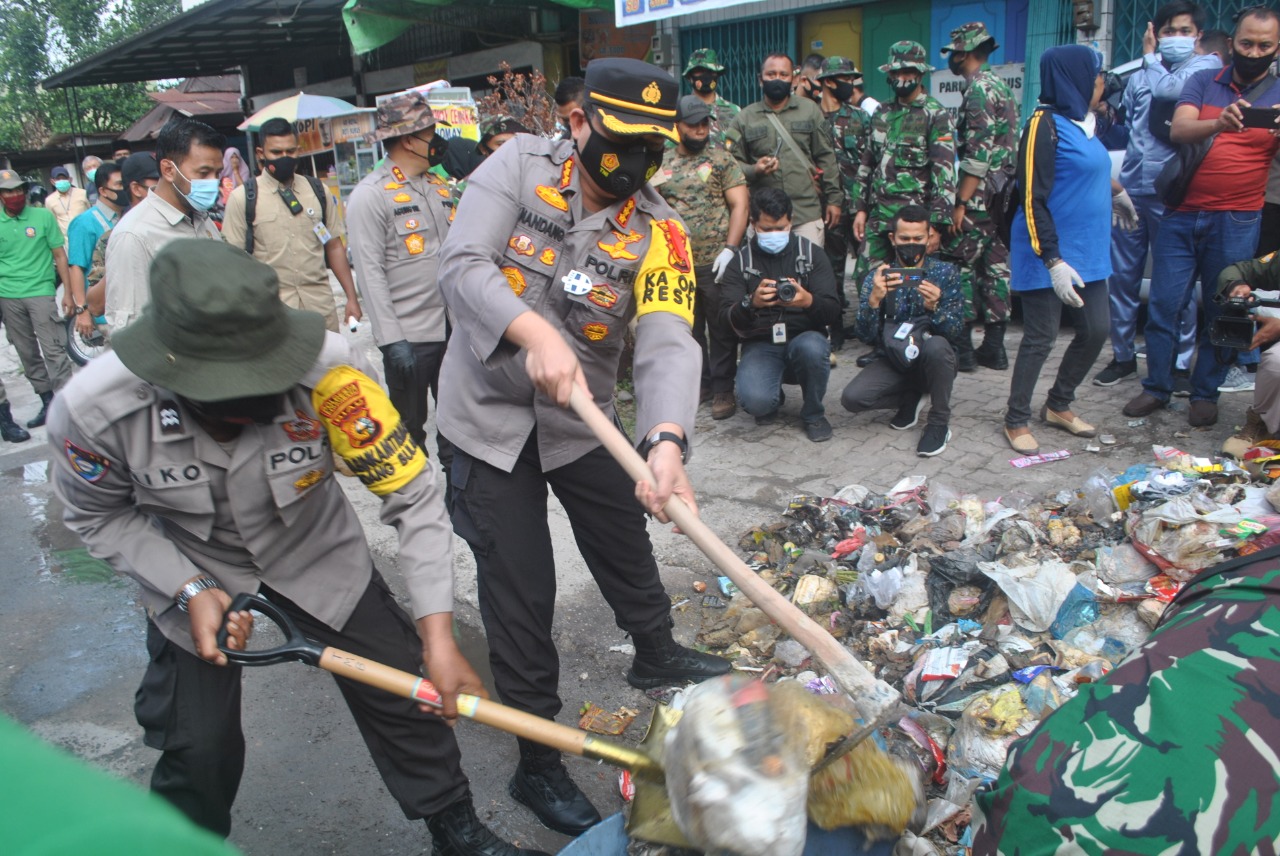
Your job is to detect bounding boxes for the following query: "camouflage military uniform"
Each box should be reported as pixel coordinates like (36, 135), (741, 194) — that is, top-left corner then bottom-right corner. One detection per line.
(940, 24), (1019, 326)
(855, 42), (956, 272)
(682, 49), (741, 147)
(972, 546), (1280, 855)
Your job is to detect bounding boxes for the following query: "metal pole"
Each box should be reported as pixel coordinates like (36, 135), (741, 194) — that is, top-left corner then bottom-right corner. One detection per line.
(69, 87), (88, 182)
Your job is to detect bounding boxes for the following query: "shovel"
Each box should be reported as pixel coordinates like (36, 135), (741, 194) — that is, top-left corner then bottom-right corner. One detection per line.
(566, 386), (902, 726)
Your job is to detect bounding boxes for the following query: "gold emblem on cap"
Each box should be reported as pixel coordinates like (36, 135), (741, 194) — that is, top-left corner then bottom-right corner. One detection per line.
(642, 82), (662, 105)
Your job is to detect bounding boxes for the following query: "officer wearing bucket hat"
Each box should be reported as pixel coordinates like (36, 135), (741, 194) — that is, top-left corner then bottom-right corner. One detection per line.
(48, 239), (543, 856)
(682, 48), (740, 145)
(438, 57), (730, 837)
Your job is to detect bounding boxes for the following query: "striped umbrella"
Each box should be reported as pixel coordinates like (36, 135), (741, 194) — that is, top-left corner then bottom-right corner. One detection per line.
(239, 92), (371, 131)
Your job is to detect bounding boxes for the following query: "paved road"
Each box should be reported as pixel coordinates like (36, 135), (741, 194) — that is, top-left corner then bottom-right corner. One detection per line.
(0, 319), (1252, 854)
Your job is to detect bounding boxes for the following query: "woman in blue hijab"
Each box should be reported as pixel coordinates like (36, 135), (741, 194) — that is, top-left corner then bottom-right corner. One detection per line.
(1004, 44), (1125, 454)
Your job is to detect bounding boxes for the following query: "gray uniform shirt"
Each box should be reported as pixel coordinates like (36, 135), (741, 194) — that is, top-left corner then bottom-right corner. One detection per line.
(346, 161), (454, 346)
(436, 136), (699, 473)
(48, 333), (455, 655)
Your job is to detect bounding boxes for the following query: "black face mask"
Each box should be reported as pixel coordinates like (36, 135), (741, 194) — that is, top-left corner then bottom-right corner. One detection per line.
(889, 76), (920, 96)
(832, 81), (856, 102)
(762, 78), (792, 102)
(264, 156), (297, 183)
(577, 122), (662, 198)
(99, 186), (123, 208)
(681, 133), (709, 153)
(1235, 50), (1278, 81)
(894, 241), (927, 268)
(947, 54), (967, 76)
(689, 73), (717, 93)
(184, 393), (286, 427)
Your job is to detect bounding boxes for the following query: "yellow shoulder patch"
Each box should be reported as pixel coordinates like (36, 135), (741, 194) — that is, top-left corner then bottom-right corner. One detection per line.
(634, 218), (695, 326)
(311, 366), (426, 496)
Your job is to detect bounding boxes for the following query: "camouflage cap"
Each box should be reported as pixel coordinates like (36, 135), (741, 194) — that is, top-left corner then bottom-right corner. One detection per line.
(478, 114), (529, 143)
(367, 89), (437, 143)
(683, 48), (725, 75)
(816, 56), (862, 80)
(0, 169), (26, 190)
(940, 21), (998, 55)
(879, 40), (935, 74)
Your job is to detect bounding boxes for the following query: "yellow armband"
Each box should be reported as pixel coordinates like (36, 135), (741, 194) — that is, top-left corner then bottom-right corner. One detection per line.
(311, 365), (426, 496)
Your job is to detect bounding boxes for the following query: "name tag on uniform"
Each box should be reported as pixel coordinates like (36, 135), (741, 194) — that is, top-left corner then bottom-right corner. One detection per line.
(772, 322), (787, 344)
(894, 321), (915, 340)
(313, 222), (332, 244)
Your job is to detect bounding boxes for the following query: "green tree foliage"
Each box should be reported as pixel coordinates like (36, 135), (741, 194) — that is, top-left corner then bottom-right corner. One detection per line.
(0, 0), (179, 151)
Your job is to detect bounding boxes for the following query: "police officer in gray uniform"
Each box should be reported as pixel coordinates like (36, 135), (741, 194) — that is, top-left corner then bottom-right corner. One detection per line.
(438, 58), (731, 836)
(48, 240), (542, 856)
(347, 89), (454, 461)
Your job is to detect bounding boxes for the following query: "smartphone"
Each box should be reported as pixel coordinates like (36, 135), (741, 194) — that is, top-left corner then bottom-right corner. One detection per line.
(1240, 106), (1280, 129)
(772, 136), (784, 159)
(885, 267), (925, 287)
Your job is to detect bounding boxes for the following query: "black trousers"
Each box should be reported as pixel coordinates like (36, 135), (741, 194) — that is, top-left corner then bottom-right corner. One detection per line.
(134, 572), (468, 837)
(447, 434), (670, 721)
(383, 340), (454, 479)
(840, 335), (956, 425)
(690, 263), (738, 394)
(1259, 201), (1280, 257)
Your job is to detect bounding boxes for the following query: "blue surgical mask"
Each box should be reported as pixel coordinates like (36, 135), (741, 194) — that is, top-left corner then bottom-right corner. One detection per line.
(170, 162), (219, 212)
(1158, 35), (1196, 63)
(756, 230), (790, 254)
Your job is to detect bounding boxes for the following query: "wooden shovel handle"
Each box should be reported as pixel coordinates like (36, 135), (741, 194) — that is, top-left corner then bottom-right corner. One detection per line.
(316, 647), (658, 774)
(568, 386), (901, 721)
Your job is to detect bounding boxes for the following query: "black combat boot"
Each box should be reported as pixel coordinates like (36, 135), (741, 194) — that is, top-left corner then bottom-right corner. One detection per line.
(26, 390), (53, 428)
(0, 402), (31, 443)
(627, 624), (731, 689)
(508, 740), (601, 836)
(953, 325), (978, 373)
(426, 794), (550, 856)
(975, 322), (1009, 370)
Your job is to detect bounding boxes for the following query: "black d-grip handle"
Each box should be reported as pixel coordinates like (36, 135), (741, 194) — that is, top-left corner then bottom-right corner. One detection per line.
(216, 592), (326, 667)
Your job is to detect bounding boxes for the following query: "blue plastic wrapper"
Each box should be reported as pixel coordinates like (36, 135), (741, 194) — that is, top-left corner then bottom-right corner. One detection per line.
(1049, 582), (1099, 639)
(718, 576), (740, 598)
(1012, 665), (1055, 683)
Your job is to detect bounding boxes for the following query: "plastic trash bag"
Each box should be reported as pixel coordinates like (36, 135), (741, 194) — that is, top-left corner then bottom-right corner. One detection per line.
(979, 559), (1078, 633)
(946, 685), (1035, 782)
(928, 547), (998, 623)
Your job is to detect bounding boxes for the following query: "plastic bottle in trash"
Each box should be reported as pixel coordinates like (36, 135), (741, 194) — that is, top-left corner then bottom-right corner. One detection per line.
(1049, 583), (1099, 640)
(857, 543), (878, 572)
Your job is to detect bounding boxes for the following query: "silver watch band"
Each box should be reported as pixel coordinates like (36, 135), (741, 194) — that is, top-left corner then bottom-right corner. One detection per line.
(176, 576), (222, 613)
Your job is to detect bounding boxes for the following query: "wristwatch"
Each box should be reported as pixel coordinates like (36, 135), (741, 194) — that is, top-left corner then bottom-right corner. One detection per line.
(176, 576), (222, 612)
(73, 304), (88, 315)
(639, 430), (688, 463)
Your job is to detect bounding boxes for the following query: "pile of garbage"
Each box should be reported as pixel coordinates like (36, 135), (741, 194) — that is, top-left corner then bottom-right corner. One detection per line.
(688, 445), (1280, 854)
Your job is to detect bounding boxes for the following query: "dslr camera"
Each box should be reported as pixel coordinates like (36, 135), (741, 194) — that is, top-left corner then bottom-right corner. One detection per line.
(1211, 290), (1280, 350)
(775, 278), (799, 303)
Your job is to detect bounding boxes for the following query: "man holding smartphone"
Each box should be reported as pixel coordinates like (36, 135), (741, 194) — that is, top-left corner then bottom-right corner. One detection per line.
(719, 187), (841, 441)
(841, 205), (963, 457)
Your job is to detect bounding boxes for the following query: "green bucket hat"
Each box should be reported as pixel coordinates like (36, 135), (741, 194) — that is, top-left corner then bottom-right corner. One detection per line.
(683, 48), (725, 75)
(879, 40), (935, 74)
(940, 22), (998, 55)
(112, 239), (326, 402)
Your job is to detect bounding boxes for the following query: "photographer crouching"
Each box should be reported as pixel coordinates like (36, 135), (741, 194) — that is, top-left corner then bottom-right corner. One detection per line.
(840, 205), (963, 457)
(1216, 250), (1280, 457)
(720, 187), (841, 442)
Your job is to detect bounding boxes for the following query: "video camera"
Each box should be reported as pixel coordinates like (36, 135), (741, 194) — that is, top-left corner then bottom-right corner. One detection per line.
(1211, 290), (1280, 350)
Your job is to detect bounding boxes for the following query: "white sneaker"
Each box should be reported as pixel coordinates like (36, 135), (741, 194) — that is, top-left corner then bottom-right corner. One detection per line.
(1218, 366), (1255, 394)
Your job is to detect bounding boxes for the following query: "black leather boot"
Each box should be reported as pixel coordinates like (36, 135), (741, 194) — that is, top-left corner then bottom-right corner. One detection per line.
(627, 625), (731, 689)
(975, 322), (1009, 370)
(26, 390), (53, 429)
(953, 325), (977, 373)
(426, 794), (550, 856)
(0, 402), (31, 443)
(508, 740), (601, 836)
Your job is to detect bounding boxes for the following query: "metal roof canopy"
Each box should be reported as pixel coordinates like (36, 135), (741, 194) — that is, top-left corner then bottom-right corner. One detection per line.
(43, 0), (351, 90)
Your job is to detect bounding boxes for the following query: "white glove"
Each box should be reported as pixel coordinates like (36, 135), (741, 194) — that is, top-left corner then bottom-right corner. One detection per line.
(1048, 260), (1086, 308)
(1112, 189), (1139, 231)
(712, 247), (736, 282)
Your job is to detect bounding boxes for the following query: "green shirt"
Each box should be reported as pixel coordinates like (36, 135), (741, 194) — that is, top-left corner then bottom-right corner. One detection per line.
(0, 204), (62, 298)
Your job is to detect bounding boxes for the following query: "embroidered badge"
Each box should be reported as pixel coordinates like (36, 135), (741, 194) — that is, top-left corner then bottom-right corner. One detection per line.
(403, 218), (420, 230)
(158, 400), (183, 435)
(560, 159), (574, 190)
(384, 181), (404, 190)
(405, 234), (426, 255)
(508, 234), (536, 256)
(597, 230), (643, 260)
(562, 270), (593, 295)
(436, 187), (451, 198)
(65, 440), (109, 483)
(582, 322), (610, 341)
(25, 227), (36, 238)
(539, 248), (557, 266)
(393, 192), (412, 203)
(536, 185), (569, 212)
(587, 283), (619, 309)
(653, 219), (693, 274)
(391, 166), (407, 183)
(282, 409), (323, 442)
(616, 197), (636, 229)
(294, 469), (325, 493)
(642, 81), (662, 104)
(501, 265), (527, 296)
(600, 152), (620, 175)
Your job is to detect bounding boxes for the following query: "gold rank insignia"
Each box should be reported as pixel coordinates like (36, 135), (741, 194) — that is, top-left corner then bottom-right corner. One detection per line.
(560, 159), (574, 190)
(539, 248), (557, 266)
(384, 181), (404, 190)
(582, 322), (609, 342)
(616, 196), (636, 229)
(642, 81), (662, 105)
(501, 265), (527, 296)
(391, 166), (407, 182)
(405, 233), (425, 255)
(536, 185), (569, 212)
(393, 192), (412, 203)
(597, 229), (643, 261)
(508, 234), (536, 256)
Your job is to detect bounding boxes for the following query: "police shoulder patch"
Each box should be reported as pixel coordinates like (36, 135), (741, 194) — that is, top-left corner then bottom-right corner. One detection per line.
(65, 440), (110, 483)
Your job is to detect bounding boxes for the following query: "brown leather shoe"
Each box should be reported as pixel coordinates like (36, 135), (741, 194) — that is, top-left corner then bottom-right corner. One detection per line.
(1122, 392), (1165, 418)
(1188, 399), (1218, 427)
(1041, 405), (1097, 437)
(710, 392), (737, 421)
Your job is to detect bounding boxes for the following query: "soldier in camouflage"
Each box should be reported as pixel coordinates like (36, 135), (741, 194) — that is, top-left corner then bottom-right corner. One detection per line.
(683, 49), (741, 147)
(852, 40), (957, 322)
(972, 545), (1280, 854)
(817, 56), (873, 349)
(939, 22), (1019, 372)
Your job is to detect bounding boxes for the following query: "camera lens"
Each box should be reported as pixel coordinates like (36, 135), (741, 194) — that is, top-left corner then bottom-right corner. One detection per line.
(776, 281), (797, 302)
